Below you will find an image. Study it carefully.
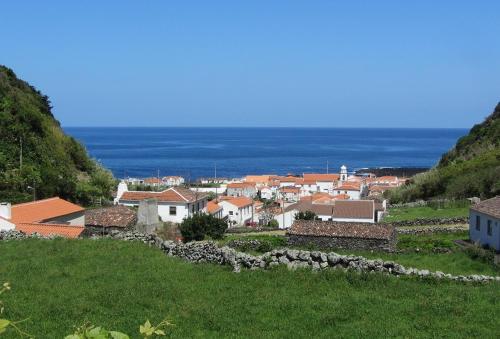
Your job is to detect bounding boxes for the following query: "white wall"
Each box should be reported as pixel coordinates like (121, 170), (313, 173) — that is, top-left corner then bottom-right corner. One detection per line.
(0, 218), (15, 231)
(469, 210), (500, 250)
(219, 201), (254, 226)
(46, 211), (86, 226)
(274, 210), (296, 229)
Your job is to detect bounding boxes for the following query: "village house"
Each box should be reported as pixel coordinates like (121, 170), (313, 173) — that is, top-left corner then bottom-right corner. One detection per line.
(84, 205), (137, 235)
(286, 199), (383, 223)
(162, 176), (185, 186)
(116, 183), (208, 223)
(469, 196), (500, 251)
(333, 182), (366, 200)
(207, 200), (224, 219)
(287, 220), (396, 251)
(226, 182), (257, 198)
(218, 196), (254, 227)
(143, 177), (163, 187)
(302, 173), (340, 194)
(279, 186), (301, 202)
(0, 197), (85, 238)
(258, 185), (276, 200)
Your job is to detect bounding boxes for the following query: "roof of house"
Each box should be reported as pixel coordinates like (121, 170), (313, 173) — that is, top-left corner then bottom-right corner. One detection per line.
(286, 200), (374, 219)
(332, 194), (350, 200)
(335, 182), (361, 191)
(120, 187), (206, 203)
(223, 196), (253, 208)
(288, 220), (395, 240)
(11, 197), (84, 224)
(16, 223), (84, 238)
(471, 196), (500, 219)
(85, 205), (137, 228)
(303, 173), (340, 182)
(281, 187), (300, 194)
(144, 177), (162, 184)
(279, 176), (301, 183)
(227, 182), (256, 189)
(207, 201), (222, 214)
(244, 175), (272, 183)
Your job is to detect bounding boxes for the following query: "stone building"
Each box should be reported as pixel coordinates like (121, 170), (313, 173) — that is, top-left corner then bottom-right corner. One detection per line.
(85, 205), (137, 235)
(287, 220), (396, 251)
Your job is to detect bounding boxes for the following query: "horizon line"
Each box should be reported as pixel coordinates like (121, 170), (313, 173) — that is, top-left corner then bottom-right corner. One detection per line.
(63, 125), (470, 130)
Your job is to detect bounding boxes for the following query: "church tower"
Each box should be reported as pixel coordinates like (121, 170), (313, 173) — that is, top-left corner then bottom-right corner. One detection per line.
(340, 165), (348, 182)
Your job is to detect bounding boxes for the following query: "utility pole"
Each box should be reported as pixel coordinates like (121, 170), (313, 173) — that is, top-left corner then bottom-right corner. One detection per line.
(326, 160), (329, 174)
(19, 137), (23, 170)
(157, 169), (160, 192)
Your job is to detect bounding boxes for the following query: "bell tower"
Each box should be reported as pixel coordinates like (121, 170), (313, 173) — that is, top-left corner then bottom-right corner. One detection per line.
(340, 165), (348, 182)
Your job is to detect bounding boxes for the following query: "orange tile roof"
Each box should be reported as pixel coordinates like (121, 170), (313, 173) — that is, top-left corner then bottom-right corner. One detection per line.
(120, 187), (206, 203)
(144, 177), (162, 184)
(281, 187), (300, 193)
(207, 201), (222, 214)
(225, 196), (253, 208)
(336, 183), (361, 191)
(16, 223), (84, 238)
(332, 193), (350, 200)
(303, 173), (340, 182)
(227, 182), (256, 189)
(279, 176), (300, 182)
(11, 197), (84, 224)
(244, 175), (273, 184)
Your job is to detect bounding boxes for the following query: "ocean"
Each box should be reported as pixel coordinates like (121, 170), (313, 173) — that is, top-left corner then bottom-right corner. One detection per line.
(64, 127), (467, 180)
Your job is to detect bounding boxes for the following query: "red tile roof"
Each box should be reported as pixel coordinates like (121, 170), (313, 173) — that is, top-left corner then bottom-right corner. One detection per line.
(120, 187), (206, 203)
(227, 182), (256, 189)
(11, 197), (84, 224)
(303, 173), (340, 182)
(280, 187), (300, 194)
(224, 196), (253, 208)
(16, 223), (84, 238)
(336, 183), (361, 191)
(207, 201), (222, 214)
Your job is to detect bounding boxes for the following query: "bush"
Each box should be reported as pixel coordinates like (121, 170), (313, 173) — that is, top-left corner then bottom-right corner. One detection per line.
(267, 219), (279, 228)
(295, 211), (317, 220)
(179, 214), (228, 242)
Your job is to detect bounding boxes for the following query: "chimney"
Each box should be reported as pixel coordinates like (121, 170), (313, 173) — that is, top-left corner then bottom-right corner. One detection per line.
(0, 202), (12, 220)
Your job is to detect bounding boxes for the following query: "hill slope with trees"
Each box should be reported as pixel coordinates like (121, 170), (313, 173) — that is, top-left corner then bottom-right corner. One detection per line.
(386, 103), (500, 203)
(0, 65), (115, 205)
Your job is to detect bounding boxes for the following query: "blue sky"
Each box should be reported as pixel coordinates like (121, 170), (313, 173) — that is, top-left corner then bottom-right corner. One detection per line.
(2, 1), (499, 127)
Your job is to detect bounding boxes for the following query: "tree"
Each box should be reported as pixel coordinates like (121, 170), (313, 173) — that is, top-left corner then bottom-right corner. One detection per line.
(295, 211), (318, 220)
(179, 213), (228, 242)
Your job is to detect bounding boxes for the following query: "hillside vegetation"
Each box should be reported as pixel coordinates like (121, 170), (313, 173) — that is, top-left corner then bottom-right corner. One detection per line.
(386, 103), (500, 203)
(0, 65), (115, 205)
(1, 239), (499, 338)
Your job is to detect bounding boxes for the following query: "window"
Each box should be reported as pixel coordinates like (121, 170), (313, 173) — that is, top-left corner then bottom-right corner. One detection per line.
(487, 220), (492, 236)
(169, 206), (176, 215)
(475, 215), (480, 231)
(229, 211), (233, 216)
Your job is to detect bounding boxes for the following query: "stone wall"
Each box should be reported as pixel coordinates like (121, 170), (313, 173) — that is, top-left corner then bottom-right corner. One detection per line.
(287, 234), (396, 252)
(397, 225), (468, 235)
(383, 217), (468, 227)
(1, 230), (498, 283)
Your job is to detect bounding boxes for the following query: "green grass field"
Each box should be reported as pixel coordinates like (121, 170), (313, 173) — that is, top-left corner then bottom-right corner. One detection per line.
(1, 239), (499, 338)
(383, 205), (469, 222)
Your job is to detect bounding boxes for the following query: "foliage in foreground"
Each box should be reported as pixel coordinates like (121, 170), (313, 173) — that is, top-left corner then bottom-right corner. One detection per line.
(179, 213), (228, 242)
(0, 65), (116, 205)
(386, 102), (500, 203)
(0, 239), (499, 338)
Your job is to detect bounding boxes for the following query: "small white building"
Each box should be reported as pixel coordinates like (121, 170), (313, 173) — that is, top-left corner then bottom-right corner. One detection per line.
(219, 196), (254, 227)
(117, 185), (208, 223)
(286, 200), (379, 223)
(469, 197), (500, 251)
(226, 182), (257, 198)
(162, 176), (185, 186)
(279, 187), (300, 202)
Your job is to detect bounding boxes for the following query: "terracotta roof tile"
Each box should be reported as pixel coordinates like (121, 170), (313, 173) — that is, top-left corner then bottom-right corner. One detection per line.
(16, 223), (84, 238)
(225, 196), (253, 208)
(227, 182), (256, 189)
(120, 187), (206, 203)
(11, 197), (84, 224)
(303, 173), (340, 182)
(207, 201), (222, 214)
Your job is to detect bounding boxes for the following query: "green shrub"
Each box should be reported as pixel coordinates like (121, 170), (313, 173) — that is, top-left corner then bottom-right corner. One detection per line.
(179, 214), (228, 242)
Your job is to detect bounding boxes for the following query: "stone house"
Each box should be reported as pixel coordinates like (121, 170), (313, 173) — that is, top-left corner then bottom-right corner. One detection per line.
(469, 196), (500, 251)
(85, 205), (137, 235)
(287, 220), (396, 251)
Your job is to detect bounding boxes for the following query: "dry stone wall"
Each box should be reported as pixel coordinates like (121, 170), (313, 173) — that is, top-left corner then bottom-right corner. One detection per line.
(1, 230), (498, 283)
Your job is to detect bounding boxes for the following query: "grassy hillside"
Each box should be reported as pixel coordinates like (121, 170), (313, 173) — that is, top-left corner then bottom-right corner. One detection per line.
(0, 66), (115, 205)
(386, 103), (500, 203)
(1, 239), (499, 338)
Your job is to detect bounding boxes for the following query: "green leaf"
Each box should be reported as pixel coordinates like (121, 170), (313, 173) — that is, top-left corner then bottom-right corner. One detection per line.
(154, 329), (166, 336)
(109, 331), (130, 339)
(0, 319), (10, 334)
(64, 335), (81, 339)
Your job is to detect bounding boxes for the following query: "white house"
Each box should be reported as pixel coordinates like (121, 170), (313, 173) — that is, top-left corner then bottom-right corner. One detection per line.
(117, 185), (208, 223)
(279, 187), (300, 202)
(333, 182), (366, 200)
(0, 198), (85, 238)
(258, 186), (276, 200)
(219, 196), (254, 227)
(207, 200), (224, 219)
(302, 173), (340, 194)
(226, 182), (257, 198)
(469, 197), (500, 251)
(162, 176), (185, 186)
(286, 200), (378, 223)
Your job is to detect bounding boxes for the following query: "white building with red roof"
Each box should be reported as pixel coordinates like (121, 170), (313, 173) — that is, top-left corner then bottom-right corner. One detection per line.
(0, 198), (85, 238)
(218, 196), (255, 227)
(116, 185), (208, 223)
